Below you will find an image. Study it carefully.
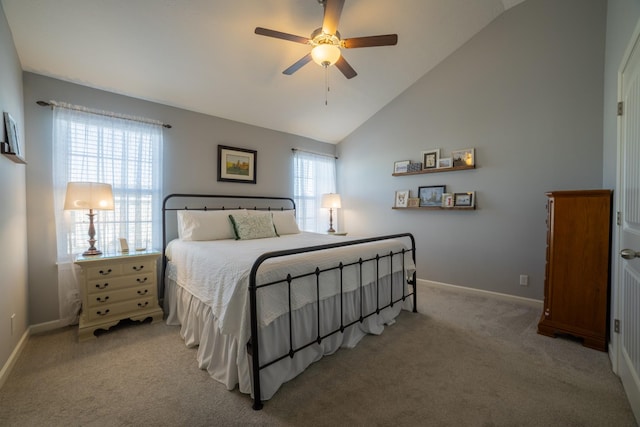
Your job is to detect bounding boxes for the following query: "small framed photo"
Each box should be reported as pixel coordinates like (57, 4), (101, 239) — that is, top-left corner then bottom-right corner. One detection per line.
(438, 157), (452, 169)
(418, 185), (446, 207)
(3, 112), (22, 157)
(454, 192), (475, 207)
(408, 197), (420, 208)
(451, 148), (475, 167)
(395, 190), (410, 208)
(421, 149), (440, 170)
(394, 160), (411, 174)
(442, 193), (454, 208)
(218, 145), (257, 184)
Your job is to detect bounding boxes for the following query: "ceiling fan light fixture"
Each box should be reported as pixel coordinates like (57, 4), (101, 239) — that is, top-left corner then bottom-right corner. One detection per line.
(311, 44), (341, 67)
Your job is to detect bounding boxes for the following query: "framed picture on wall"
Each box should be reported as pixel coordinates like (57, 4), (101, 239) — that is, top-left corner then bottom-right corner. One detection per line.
(418, 185), (446, 207)
(217, 145), (257, 184)
(454, 192), (475, 207)
(3, 112), (22, 157)
(395, 190), (410, 208)
(394, 160), (411, 174)
(451, 148), (475, 167)
(421, 149), (440, 170)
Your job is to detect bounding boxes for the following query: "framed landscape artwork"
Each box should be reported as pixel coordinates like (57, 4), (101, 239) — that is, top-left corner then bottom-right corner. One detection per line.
(218, 145), (257, 184)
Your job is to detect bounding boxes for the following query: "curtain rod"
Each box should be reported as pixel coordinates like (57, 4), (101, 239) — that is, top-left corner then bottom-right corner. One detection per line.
(36, 100), (172, 129)
(291, 148), (338, 159)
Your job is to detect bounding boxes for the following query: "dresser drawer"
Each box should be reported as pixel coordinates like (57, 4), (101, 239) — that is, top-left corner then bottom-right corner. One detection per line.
(85, 264), (124, 280)
(84, 296), (157, 322)
(87, 273), (156, 294)
(87, 285), (157, 308)
(121, 259), (156, 276)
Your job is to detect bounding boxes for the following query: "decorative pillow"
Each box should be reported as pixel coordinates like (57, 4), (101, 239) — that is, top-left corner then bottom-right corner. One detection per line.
(229, 212), (278, 240)
(271, 210), (300, 235)
(177, 209), (247, 241)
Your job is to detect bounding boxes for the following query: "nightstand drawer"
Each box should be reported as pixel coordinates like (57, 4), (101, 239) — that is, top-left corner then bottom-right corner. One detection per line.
(121, 260), (156, 276)
(84, 296), (157, 322)
(87, 274), (156, 294)
(87, 285), (157, 308)
(85, 264), (123, 280)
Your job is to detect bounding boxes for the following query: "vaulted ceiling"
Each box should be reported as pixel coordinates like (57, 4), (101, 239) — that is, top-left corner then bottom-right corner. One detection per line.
(2, 0), (525, 143)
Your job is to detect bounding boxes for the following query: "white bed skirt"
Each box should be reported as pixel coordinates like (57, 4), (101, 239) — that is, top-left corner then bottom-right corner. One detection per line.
(164, 264), (412, 400)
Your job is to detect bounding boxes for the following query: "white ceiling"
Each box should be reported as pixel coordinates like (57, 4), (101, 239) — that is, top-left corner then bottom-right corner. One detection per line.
(2, 0), (525, 143)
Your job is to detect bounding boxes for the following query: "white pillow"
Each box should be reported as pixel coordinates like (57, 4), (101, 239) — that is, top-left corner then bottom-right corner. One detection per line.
(229, 212), (278, 240)
(177, 209), (247, 241)
(271, 210), (300, 235)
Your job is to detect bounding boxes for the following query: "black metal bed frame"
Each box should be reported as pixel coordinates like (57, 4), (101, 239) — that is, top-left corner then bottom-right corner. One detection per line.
(162, 194), (417, 410)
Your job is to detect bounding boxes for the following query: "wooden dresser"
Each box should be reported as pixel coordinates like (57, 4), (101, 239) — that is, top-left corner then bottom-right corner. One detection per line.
(537, 190), (612, 351)
(75, 251), (164, 341)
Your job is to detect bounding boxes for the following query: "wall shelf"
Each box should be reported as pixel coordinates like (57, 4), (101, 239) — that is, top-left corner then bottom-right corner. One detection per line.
(1, 142), (26, 164)
(392, 164), (475, 176)
(392, 206), (476, 211)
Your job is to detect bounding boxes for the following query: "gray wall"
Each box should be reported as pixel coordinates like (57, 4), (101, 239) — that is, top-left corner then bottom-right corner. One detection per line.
(0, 4), (28, 375)
(23, 72), (335, 325)
(337, 0), (607, 299)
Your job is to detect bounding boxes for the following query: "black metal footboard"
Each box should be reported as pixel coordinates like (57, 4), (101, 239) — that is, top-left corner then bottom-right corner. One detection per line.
(246, 233), (417, 410)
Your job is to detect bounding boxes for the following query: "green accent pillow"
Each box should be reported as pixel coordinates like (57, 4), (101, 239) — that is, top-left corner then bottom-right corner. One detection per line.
(229, 213), (278, 240)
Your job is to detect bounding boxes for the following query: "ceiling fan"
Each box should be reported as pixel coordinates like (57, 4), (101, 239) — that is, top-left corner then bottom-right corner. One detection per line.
(255, 0), (398, 79)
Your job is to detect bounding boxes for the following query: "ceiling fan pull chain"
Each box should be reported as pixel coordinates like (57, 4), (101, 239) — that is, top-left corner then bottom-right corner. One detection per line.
(325, 65), (330, 106)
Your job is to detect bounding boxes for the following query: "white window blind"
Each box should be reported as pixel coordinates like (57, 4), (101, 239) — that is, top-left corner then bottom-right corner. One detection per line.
(293, 150), (337, 233)
(52, 104), (163, 325)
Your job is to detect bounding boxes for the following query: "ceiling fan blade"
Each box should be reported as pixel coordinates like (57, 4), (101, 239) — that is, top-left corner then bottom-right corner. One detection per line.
(335, 56), (357, 79)
(283, 53), (313, 75)
(255, 27), (310, 45)
(322, 0), (345, 36)
(341, 34), (398, 49)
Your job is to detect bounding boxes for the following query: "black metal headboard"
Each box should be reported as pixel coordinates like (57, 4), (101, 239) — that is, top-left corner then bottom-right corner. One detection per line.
(162, 193), (296, 249)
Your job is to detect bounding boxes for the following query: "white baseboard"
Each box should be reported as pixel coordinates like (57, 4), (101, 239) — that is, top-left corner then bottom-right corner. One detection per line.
(0, 319), (68, 390)
(417, 278), (543, 307)
(0, 328), (29, 390)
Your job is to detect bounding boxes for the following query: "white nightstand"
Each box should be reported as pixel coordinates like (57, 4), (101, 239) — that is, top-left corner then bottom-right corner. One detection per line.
(74, 250), (164, 341)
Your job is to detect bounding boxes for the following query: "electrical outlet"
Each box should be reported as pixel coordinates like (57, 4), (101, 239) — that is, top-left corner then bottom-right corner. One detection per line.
(10, 313), (16, 336)
(519, 275), (529, 286)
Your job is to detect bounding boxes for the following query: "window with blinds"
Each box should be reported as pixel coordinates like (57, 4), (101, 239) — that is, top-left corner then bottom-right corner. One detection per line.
(292, 150), (337, 233)
(53, 107), (163, 258)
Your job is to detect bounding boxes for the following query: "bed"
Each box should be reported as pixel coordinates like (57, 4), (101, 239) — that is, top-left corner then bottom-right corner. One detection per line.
(162, 194), (417, 409)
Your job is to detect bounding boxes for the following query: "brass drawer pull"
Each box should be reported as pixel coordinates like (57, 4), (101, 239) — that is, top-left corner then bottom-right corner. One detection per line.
(95, 283), (109, 290)
(136, 277), (148, 284)
(132, 265), (145, 272)
(99, 269), (113, 276)
(137, 289), (148, 296)
(96, 296), (110, 303)
(137, 301), (149, 308)
(96, 309), (110, 316)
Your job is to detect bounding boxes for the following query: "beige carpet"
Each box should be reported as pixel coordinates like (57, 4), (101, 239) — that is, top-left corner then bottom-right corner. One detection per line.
(0, 283), (636, 426)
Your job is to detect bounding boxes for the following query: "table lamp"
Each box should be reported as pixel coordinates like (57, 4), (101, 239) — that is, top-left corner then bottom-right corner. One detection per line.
(64, 182), (114, 256)
(321, 193), (341, 233)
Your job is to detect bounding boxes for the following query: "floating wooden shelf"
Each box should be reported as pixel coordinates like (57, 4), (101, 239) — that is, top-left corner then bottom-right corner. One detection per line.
(1, 142), (26, 164)
(392, 206), (476, 211)
(392, 164), (475, 176)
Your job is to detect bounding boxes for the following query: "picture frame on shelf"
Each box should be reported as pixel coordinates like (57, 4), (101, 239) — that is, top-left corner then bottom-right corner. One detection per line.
(3, 112), (22, 157)
(451, 148), (475, 167)
(408, 197), (420, 208)
(421, 149), (440, 170)
(442, 193), (454, 208)
(438, 157), (452, 169)
(454, 192), (475, 207)
(395, 190), (410, 208)
(393, 160), (411, 174)
(418, 185), (446, 207)
(217, 145), (257, 184)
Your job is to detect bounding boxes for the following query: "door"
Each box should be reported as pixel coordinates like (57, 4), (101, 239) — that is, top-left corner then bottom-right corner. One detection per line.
(617, 19), (640, 422)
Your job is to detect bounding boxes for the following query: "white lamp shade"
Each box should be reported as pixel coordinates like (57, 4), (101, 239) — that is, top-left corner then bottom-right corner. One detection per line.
(321, 193), (342, 209)
(311, 44), (341, 67)
(64, 182), (114, 211)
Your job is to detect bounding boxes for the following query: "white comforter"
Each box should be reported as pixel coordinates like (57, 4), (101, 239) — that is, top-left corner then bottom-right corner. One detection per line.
(165, 232), (414, 340)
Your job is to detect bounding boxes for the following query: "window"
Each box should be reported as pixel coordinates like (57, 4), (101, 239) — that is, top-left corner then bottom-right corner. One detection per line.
(292, 150), (337, 232)
(52, 104), (163, 325)
(53, 106), (163, 258)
